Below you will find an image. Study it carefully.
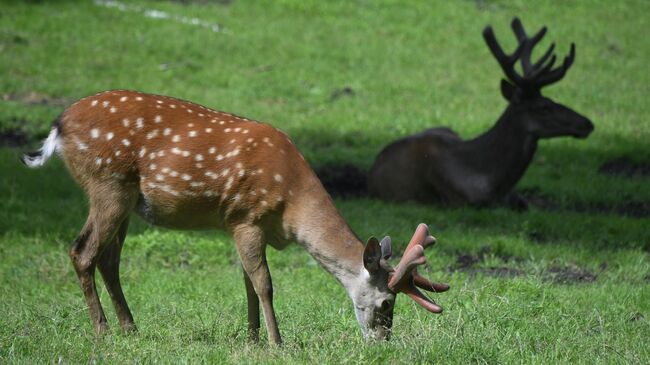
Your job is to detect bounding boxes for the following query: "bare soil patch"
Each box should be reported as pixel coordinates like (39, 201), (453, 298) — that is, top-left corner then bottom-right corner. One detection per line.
(521, 188), (650, 218)
(0, 127), (29, 148)
(542, 264), (597, 284)
(599, 157), (650, 178)
(448, 246), (598, 283)
(3, 91), (71, 108)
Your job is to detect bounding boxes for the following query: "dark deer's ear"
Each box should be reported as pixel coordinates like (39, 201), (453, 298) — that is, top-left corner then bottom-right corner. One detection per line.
(500, 79), (516, 101)
(363, 237), (382, 273)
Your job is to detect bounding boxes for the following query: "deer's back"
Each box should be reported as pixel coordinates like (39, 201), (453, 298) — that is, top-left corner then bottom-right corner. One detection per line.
(368, 127), (463, 203)
(58, 90), (306, 230)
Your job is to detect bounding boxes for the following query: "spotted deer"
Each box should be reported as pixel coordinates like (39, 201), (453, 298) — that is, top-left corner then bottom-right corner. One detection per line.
(368, 18), (594, 208)
(21, 90), (449, 344)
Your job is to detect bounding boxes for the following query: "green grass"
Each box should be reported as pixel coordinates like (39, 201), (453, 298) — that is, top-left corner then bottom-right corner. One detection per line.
(1, 0), (649, 363)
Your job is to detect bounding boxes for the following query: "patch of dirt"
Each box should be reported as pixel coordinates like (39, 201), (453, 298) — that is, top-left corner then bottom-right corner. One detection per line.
(2, 91), (71, 107)
(629, 312), (644, 322)
(449, 246), (524, 278)
(315, 164), (368, 198)
(449, 247), (598, 283)
(170, 0), (233, 4)
(521, 188), (650, 218)
(330, 86), (355, 101)
(542, 264), (597, 284)
(599, 157), (650, 178)
(0, 127), (29, 147)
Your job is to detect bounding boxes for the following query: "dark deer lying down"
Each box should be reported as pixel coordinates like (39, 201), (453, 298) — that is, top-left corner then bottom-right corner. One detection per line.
(21, 90), (449, 344)
(368, 18), (594, 208)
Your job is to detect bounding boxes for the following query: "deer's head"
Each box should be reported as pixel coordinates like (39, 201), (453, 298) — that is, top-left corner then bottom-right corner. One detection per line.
(354, 224), (448, 340)
(484, 18), (594, 139)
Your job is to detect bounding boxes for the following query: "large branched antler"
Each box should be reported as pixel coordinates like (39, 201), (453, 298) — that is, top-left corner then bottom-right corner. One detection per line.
(482, 17), (576, 90)
(386, 224), (449, 313)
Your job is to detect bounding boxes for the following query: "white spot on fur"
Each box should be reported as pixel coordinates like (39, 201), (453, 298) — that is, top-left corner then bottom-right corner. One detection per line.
(181, 174), (192, 181)
(122, 118), (130, 127)
(205, 128), (212, 133)
(172, 135), (181, 143)
(195, 154), (204, 161)
(147, 129), (159, 139)
(221, 168), (230, 177)
(136, 96), (143, 101)
(90, 129), (100, 139)
(136, 118), (144, 129)
(170, 104), (176, 108)
(155, 174), (165, 181)
(209, 147), (216, 154)
(105, 157), (112, 164)
(182, 150), (190, 157)
(102, 101), (109, 107)
(139, 147), (147, 158)
(189, 131), (197, 137)
(169, 171), (179, 177)
(154, 115), (162, 123)
(190, 181), (205, 188)
(150, 164), (157, 170)
(122, 139), (130, 146)
(216, 154), (224, 161)
(91, 100), (98, 106)
(106, 132), (114, 140)
(171, 147), (182, 155)
(120, 96), (128, 102)
(157, 150), (165, 157)
(163, 128), (172, 136)
(115, 150), (121, 156)
(110, 107), (117, 113)
(225, 176), (234, 190)
(274, 174), (283, 182)
(224, 128), (231, 133)
(95, 157), (102, 165)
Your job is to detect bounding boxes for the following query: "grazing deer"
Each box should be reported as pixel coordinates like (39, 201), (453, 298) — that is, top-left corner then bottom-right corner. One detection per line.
(21, 90), (449, 344)
(368, 18), (594, 208)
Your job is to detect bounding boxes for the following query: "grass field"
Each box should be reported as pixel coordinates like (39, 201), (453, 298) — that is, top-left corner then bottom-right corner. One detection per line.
(1, 0), (649, 363)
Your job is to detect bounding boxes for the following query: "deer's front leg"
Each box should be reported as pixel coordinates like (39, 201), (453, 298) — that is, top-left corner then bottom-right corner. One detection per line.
(234, 224), (282, 346)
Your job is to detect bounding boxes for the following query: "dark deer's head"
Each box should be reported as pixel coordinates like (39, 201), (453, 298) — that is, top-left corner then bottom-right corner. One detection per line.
(483, 18), (594, 139)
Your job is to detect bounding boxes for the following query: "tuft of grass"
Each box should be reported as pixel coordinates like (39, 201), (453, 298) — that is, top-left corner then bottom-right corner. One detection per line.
(1, 1), (649, 364)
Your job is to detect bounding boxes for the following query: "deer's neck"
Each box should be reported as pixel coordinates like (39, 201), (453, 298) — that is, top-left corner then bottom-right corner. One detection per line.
(460, 106), (538, 196)
(285, 176), (364, 292)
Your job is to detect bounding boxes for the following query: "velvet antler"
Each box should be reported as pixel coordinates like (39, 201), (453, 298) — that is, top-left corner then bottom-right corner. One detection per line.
(482, 17), (576, 91)
(387, 224), (449, 313)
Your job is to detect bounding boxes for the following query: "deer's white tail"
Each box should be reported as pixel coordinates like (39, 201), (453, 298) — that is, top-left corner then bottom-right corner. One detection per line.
(21, 122), (61, 168)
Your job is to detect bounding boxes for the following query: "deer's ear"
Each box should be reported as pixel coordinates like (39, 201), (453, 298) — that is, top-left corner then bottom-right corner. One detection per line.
(500, 79), (516, 101)
(363, 237), (382, 273)
(380, 236), (392, 259)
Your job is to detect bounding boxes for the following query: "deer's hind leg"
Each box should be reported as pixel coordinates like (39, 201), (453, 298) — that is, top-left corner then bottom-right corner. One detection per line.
(69, 181), (138, 335)
(97, 217), (136, 332)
